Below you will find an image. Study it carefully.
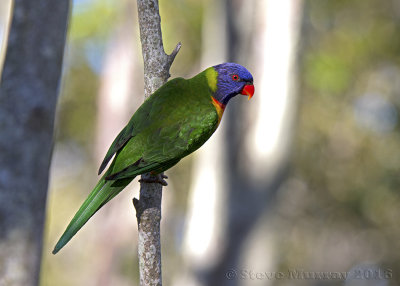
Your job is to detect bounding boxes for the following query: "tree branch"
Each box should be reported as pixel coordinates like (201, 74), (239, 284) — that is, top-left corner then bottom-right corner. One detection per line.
(134, 0), (180, 285)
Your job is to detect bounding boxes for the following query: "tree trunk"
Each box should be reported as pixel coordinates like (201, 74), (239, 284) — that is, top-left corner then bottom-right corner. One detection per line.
(133, 0), (180, 285)
(0, 1), (70, 285)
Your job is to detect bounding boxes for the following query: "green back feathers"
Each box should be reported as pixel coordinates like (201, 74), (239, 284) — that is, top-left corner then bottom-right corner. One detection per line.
(98, 69), (220, 177)
(99, 71), (220, 180)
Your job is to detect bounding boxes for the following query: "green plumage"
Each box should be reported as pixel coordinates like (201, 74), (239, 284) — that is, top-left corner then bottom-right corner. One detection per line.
(53, 68), (219, 254)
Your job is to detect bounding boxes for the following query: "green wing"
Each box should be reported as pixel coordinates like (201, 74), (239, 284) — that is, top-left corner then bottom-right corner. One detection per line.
(104, 76), (219, 180)
(105, 103), (219, 180)
(99, 78), (186, 175)
(98, 123), (134, 174)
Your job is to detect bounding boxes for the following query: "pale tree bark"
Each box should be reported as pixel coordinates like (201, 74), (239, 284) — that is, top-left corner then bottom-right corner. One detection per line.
(0, 1), (70, 286)
(0, 0), (12, 79)
(133, 0), (181, 285)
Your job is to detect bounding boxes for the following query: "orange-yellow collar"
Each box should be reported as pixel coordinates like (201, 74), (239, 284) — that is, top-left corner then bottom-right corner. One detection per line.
(211, 96), (226, 126)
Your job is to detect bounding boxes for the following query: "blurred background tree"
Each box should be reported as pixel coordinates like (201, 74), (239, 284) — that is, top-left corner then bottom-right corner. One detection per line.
(0, 0), (69, 285)
(284, 0), (400, 285)
(0, 0), (397, 285)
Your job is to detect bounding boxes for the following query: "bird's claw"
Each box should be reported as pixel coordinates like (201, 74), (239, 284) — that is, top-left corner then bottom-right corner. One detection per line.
(139, 174), (168, 186)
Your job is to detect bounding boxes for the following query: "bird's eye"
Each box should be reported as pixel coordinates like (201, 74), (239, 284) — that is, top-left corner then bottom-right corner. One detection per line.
(232, 74), (239, 81)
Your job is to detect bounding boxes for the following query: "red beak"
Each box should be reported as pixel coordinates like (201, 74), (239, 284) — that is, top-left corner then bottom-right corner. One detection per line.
(241, 84), (255, 100)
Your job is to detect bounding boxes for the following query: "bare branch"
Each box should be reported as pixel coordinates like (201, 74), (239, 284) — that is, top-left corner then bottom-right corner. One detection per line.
(167, 42), (182, 67)
(134, 0), (180, 285)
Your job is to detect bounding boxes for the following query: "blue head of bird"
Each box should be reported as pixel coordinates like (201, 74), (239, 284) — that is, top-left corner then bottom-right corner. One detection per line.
(212, 62), (254, 106)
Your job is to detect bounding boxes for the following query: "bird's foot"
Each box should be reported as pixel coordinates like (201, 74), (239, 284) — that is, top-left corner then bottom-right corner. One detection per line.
(139, 174), (168, 186)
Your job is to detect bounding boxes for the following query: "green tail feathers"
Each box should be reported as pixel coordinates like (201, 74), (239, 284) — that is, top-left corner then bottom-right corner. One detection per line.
(52, 176), (133, 254)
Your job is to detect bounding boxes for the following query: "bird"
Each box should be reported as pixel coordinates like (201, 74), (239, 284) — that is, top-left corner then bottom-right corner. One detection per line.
(53, 62), (254, 254)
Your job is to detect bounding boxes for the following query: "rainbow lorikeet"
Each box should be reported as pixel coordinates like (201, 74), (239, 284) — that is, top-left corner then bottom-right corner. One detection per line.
(53, 63), (254, 254)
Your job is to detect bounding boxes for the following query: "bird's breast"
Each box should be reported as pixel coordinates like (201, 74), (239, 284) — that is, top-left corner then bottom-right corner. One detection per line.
(211, 96), (226, 126)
